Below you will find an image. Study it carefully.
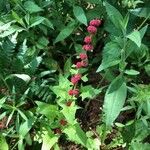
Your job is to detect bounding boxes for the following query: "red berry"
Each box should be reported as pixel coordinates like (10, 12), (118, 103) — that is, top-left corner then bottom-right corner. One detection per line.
(71, 76), (78, 84)
(66, 101), (72, 106)
(68, 90), (73, 96)
(89, 19), (102, 27)
(74, 74), (81, 80)
(76, 62), (82, 69)
(87, 26), (97, 34)
(81, 61), (88, 67)
(59, 119), (67, 126)
(71, 74), (81, 85)
(68, 89), (79, 96)
(84, 36), (92, 43)
(79, 53), (88, 60)
(82, 44), (94, 51)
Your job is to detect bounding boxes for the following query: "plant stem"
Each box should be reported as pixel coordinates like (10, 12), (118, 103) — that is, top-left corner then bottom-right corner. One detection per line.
(137, 14), (150, 30)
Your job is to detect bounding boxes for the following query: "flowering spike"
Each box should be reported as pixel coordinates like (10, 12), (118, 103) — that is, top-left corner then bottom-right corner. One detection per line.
(87, 26), (97, 34)
(79, 53), (88, 60)
(89, 19), (102, 27)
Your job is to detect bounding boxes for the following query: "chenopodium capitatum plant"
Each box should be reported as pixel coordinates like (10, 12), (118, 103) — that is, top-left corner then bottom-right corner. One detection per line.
(36, 19), (102, 150)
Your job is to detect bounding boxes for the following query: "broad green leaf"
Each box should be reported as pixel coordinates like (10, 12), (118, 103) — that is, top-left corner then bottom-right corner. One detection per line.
(42, 133), (58, 150)
(5, 74), (31, 83)
(63, 123), (87, 146)
(125, 69), (140, 75)
(42, 18), (54, 29)
(36, 101), (58, 119)
(108, 75), (124, 93)
(24, 1), (43, 13)
(61, 102), (79, 125)
(30, 16), (45, 28)
(103, 80), (127, 127)
(19, 118), (35, 137)
(73, 6), (87, 25)
(130, 8), (150, 18)
(97, 41), (121, 72)
(54, 21), (76, 43)
(12, 11), (25, 27)
(127, 30), (141, 48)
(104, 2), (123, 29)
(0, 134), (8, 150)
(139, 25), (148, 39)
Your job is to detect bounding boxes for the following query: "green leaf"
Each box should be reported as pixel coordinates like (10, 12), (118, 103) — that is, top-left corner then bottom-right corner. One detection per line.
(130, 8), (150, 18)
(54, 21), (76, 43)
(24, 1), (43, 13)
(73, 6), (87, 25)
(30, 16), (45, 28)
(61, 102), (79, 125)
(42, 18), (54, 29)
(51, 75), (72, 100)
(42, 132), (58, 150)
(97, 41), (121, 72)
(104, 1), (123, 29)
(5, 74), (31, 83)
(130, 142), (150, 150)
(36, 36), (49, 49)
(139, 25), (148, 39)
(103, 79), (127, 127)
(127, 30), (141, 47)
(0, 134), (8, 150)
(64, 57), (72, 77)
(125, 69), (140, 75)
(36, 101), (58, 120)
(19, 118), (35, 137)
(80, 85), (101, 100)
(63, 123), (87, 146)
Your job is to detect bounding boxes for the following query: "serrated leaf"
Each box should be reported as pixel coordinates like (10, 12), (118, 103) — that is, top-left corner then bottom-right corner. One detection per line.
(73, 6), (87, 25)
(104, 1), (123, 29)
(63, 123), (87, 146)
(51, 75), (72, 100)
(42, 133), (58, 150)
(61, 102), (79, 125)
(80, 85), (101, 100)
(103, 80), (127, 127)
(127, 30), (141, 47)
(24, 1), (43, 13)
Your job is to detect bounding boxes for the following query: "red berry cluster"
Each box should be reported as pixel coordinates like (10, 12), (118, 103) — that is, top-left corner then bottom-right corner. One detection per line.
(68, 19), (102, 97)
